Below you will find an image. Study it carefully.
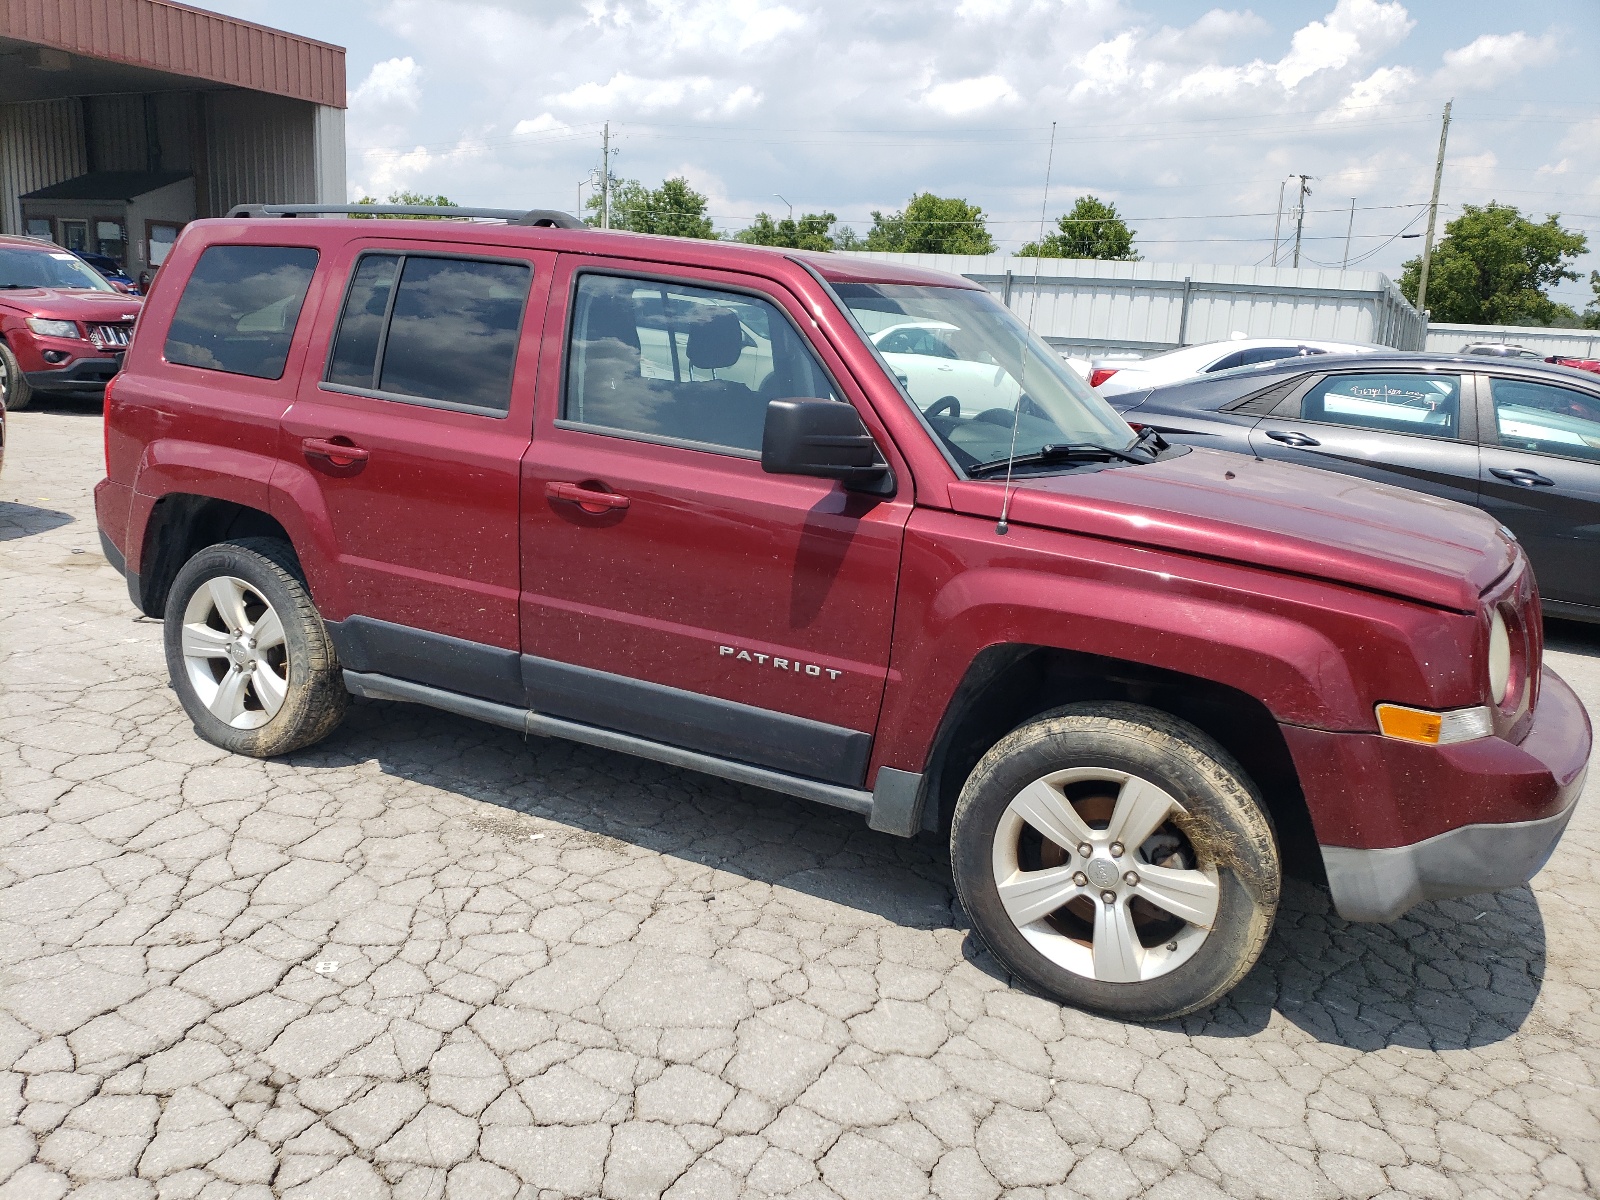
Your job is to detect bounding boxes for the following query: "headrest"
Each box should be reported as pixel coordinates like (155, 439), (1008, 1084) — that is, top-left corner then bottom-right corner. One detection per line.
(686, 308), (744, 370)
(583, 293), (640, 354)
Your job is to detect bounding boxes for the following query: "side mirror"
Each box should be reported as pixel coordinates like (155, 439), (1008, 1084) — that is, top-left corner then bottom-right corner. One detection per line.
(762, 399), (891, 491)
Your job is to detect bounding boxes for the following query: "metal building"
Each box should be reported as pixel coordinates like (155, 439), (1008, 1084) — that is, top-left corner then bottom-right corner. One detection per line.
(844, 253), (1427, 356)
(0, 0), (345, 283)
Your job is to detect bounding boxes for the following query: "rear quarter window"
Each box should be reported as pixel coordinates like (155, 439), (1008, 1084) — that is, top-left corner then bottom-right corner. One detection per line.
(164, 245), (319, 380)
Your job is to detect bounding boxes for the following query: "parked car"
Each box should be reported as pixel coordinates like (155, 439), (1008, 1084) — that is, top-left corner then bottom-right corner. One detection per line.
(75, 251), (139, 294)
(1547, 355), (1600, 376)
(0, 235), (142, 410)
(95, 208), (1588, 1021)
(1088, 337), (1381, 397)
(1462, 342), (1544, 359)
(1113, 353), (1600, 623)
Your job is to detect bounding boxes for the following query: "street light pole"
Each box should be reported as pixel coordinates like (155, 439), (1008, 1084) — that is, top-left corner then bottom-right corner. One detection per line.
(1271, 177), (1289, 267)
(774, 194), (792, 221)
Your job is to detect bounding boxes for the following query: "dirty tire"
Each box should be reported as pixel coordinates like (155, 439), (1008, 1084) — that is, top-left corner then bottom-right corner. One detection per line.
(0, 341), (33, 411)
(163, 538), (348, 757)
(951, 702), (1279, 1022)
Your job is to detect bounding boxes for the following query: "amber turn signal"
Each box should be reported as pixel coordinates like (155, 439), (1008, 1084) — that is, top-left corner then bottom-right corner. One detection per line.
(1376, 703), (1493, 745)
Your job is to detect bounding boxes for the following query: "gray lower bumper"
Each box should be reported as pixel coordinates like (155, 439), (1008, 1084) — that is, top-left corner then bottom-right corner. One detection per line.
(1323, 797), (1579, 923)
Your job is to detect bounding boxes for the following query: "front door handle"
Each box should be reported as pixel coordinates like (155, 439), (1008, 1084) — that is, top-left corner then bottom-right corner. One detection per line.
(302, 437), (369, 467)
(1264, 430), (1321, 448)
(545, 481), (631, 513)
(1490, 467), (1554, 487)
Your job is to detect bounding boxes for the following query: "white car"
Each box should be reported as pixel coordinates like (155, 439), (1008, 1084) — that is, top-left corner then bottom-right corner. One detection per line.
(871, 320), (1021, 418)
(1088, 337), (1382, 398)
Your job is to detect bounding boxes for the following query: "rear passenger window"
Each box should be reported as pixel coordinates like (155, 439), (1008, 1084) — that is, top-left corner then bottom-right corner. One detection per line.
(325, 253), (530, 415)
(164, 245), (318, 379)
(563, 274), (838, 455)
(1302, 372), (1462, 437)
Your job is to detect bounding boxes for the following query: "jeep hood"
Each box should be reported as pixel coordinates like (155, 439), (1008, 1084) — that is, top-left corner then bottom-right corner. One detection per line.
(945, 447), (1514, 612)
(0, 288), (142, 321)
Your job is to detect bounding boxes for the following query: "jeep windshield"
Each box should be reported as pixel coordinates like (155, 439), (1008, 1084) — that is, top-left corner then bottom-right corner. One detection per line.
(0, 247), (116, 292)
(834, 282), (1138, 473)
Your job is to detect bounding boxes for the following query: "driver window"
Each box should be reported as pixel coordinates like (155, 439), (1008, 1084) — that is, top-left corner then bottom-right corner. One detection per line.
(1301, 373), (1461, 438)
(1490, 378), (1600, 462)
(564, 274), (837, 455)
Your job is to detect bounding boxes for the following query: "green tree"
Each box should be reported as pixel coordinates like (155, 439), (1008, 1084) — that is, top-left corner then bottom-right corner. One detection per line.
(1399, 202), (1588, 325)
(863, 193), (996, 254)
(353, 191), (457, 218)
(734, 210), (839, 250)
(1019, 195), (1139, 260)
(1584, 271), (1600, 330)
(585, 176), (717, 239)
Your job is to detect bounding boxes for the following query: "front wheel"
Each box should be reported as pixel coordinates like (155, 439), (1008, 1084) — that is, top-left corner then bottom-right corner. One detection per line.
(951, 703), (1280, 1022)
(0, 342), (33, 411)
(163, 539), (348, 757)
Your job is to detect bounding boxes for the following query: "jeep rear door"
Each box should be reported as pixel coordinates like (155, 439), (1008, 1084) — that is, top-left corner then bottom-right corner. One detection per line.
(517, 258), (912, 788)
(278, 239), (554, 704)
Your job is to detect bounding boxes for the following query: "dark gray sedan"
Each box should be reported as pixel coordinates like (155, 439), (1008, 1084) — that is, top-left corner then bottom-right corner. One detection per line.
(1112, 353), (1600, 622)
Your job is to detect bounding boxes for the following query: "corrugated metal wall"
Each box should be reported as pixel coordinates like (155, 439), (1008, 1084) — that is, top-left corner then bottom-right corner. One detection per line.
(0, 0), (345, 108)
(0, 98), (87, 234)
(202, 91), (318, 215)
(1424, 322), (1600, 359)
(842, 253), (1428, 354)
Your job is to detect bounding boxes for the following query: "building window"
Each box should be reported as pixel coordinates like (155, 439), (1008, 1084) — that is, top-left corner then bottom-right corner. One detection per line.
(165, 245), (320, 380)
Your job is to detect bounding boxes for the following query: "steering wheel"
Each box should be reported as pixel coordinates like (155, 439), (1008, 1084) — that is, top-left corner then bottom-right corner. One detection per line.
(927, 395), (961, 420)
(975, 407), (1017, 426)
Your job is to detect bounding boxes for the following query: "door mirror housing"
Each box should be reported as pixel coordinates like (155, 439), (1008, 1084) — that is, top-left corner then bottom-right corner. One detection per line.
(762, 399), (891, 492)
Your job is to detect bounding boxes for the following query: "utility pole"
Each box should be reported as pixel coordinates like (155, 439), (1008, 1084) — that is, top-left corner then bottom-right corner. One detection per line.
(1342, 197), (1356, 269)
(1416, 98), (1452, 317)
(601, 122), (611, 231)
(1271, 177), (1289, 266)
(1291, 174), (1312, 268)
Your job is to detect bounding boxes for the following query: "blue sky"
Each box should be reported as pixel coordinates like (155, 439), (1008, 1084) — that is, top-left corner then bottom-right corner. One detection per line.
(199, 0), (1599, 304)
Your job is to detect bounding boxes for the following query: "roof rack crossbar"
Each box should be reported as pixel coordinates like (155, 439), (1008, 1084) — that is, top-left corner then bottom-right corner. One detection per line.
(225, 204), (587, 229)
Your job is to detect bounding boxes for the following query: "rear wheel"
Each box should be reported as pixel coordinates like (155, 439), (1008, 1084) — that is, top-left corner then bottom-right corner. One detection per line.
(0, 342), (33, 411)
(163, 539), (347, 757)
(951, 702), (1279, 1021)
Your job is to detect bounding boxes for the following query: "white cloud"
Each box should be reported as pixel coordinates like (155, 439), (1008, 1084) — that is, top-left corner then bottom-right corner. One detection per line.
(1337, 64), (1416, 114)
(922, 75), (1020, 116)
(1440, 31), (1559, 88)
(555, 72), (717, 112)
(1071, 31), (1140, 98)
(351, 56), (422, 111)
(513, 113), (570, 135)
(1274, 0), (1414, 89)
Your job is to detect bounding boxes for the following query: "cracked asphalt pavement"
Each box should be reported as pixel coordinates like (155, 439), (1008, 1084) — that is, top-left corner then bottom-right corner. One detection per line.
(3, 404), (1600, 1200)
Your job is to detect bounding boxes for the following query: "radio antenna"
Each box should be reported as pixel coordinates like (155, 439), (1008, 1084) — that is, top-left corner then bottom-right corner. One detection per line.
(996, 120), (1056, 536)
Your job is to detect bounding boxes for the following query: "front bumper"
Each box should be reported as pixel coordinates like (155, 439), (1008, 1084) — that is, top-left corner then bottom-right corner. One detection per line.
(1285, 667), (1590, 922)
(25, 355), (122, 396)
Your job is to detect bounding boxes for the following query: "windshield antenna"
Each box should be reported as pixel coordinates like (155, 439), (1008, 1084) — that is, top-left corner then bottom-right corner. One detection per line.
(996, 120), (1057, 536)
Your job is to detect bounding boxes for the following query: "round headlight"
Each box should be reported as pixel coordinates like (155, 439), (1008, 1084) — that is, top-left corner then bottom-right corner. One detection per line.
(1488, 610), (1511, 706)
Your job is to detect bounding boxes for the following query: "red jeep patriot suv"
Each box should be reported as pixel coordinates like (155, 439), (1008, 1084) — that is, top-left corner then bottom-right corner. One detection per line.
(0, 235), (142, 410)
(95, 204), (1590, 1020)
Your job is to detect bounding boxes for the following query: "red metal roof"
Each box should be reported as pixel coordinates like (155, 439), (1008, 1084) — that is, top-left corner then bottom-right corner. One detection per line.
(0, 0), (346, 108)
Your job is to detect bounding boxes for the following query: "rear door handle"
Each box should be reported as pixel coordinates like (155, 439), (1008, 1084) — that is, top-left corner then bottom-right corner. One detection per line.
(1264, 430), (1321, 448)
(302, 437), (369, 466)
(545, 481), (631, 513)
(1490, 467), (1554, 487)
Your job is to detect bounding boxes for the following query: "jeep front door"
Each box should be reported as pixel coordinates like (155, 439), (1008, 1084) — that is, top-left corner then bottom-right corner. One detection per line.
(518, 262), (912, 788)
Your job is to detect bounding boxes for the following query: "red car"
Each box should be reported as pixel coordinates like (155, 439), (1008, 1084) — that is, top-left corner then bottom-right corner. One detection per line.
(0, 235), (142, 411)
(94, 207), (1589, 1020)
(1547, 355), (1600, 376)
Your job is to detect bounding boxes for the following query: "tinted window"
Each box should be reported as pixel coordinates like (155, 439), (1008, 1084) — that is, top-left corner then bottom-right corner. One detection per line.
(1208, 346), (1326, 373)
(564, 274), (838, 454)
(1303, 372), (1461, 437)
(326, 254), (399, 388)
(324, 254), (529, 414)
(1491, 378), (1600, 463)
(165, 246), (318, 379)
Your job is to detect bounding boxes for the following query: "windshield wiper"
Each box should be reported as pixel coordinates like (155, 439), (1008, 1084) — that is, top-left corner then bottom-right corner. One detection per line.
(1131, 425), (1169, 454)
(967, 442), (1149, 476)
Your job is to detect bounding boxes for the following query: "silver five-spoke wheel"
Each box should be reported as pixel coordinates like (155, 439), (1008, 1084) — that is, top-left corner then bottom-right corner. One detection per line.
(992, 768), (1220, 984)
(179, 575), (289, 729)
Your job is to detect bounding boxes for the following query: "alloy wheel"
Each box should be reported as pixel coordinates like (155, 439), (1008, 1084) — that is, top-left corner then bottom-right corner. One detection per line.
(179, 576), (289, 729)
(989, 767), (1220, 983)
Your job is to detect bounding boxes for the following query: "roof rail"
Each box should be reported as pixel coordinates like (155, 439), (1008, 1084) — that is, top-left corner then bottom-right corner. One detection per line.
(224, 204), (587, 229)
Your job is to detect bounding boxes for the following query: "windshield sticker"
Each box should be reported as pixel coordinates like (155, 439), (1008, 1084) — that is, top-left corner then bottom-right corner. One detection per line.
(49, 253), (78, 261)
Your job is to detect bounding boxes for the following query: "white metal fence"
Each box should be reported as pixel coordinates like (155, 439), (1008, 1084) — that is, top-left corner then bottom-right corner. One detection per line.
(1422, 322), (1600, 359)
(839, 253), (1428, 356)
